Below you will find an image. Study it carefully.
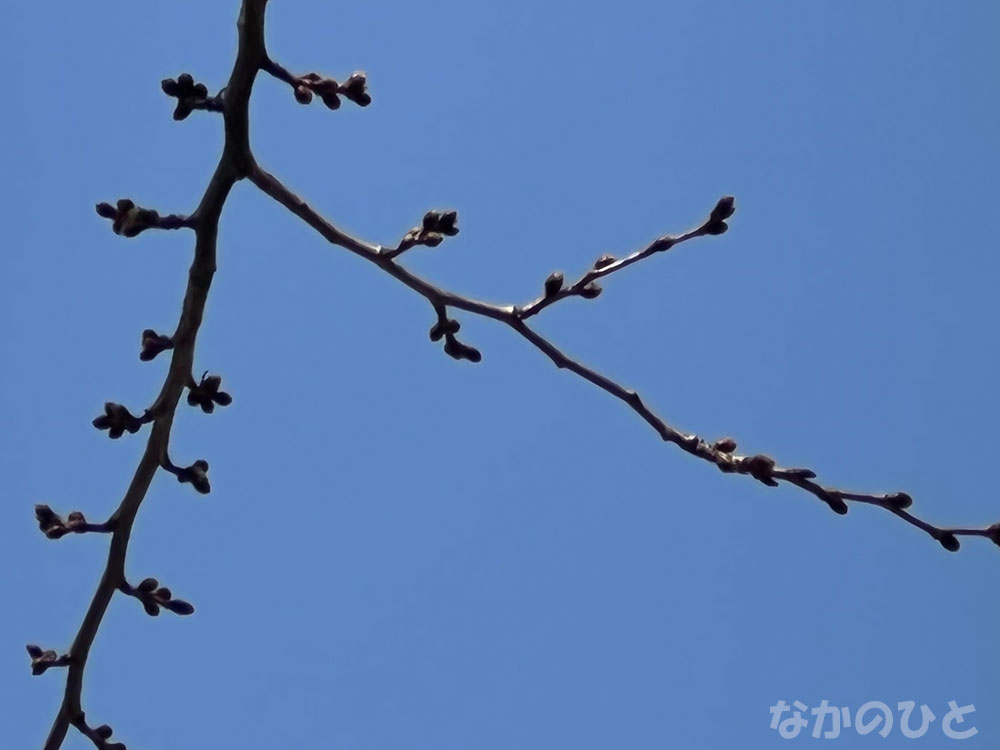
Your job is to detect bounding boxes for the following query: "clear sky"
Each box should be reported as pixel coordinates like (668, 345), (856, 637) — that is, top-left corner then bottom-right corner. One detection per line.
(2, 1), (998, 748)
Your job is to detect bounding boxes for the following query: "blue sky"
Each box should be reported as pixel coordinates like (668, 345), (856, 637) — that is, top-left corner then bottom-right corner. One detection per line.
(2, 1), (998, 748)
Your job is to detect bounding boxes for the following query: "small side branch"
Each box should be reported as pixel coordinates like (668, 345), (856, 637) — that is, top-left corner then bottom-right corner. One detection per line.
(161, 456), (212, 495)
(382, 210), (460, 259)
(120, 578), (195, 617)
(261, 55), (370, 109)
(26, 645), (72, 676)
(91, 402), (153, 439)
(519, 196), (734, 318)
(71, 714), (127, 750)
(96, 200), (196, 237)
(161, 74), (225, 120)
(35, 505), (114, 539)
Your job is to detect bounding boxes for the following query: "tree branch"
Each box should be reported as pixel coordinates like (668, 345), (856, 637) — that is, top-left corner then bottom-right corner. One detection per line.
(31, 1), (999, 748)
(248, 164), (1000, 554)
(38, 2), (269, 748)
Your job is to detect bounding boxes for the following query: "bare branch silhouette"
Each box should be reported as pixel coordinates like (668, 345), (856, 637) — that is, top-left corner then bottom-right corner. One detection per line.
(28, 1), (1000, 748)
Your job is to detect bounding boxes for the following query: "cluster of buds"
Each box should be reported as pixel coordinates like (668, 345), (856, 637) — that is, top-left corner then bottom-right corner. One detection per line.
(395, 210), (459, 255)
(35, 504), (97, 539)
(92, 402), (146, 439)
(429, 314), (481, 363)
(95, 200), (165, 238)
(26, 645), (71, 676)
(293, 71), (371, 109)
(161, 73), (216, 120)
(140, 329), (174, 362)
(174, 460), (211, 494)
(187, 373), (232, 414)
(127, 577), (195, 617)
(541, 271), (602, 301)
(86, 723), (126, 750)
(703, 195), (736, 236)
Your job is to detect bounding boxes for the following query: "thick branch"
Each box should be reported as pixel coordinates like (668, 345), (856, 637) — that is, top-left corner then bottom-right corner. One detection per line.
(41, 2), (269, 748)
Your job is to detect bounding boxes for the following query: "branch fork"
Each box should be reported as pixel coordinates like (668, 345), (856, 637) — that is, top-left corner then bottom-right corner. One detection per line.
(32, 3), (998, 750)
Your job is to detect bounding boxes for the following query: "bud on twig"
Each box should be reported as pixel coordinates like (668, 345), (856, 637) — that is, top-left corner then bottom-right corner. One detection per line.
(162, 72), (219, 120)
(96, 200), (190, 237)
(885, 491), (913, 510)
(429, 317), (460, 342)
(392, 210), (460, 256)
(937, 531), (960, 552)
(422, 210), (459, 237)
(443, 335), (482, 363)
(289, 70), (372, 109)
(175, 460), (211, 494)
(187, 372), (233, 414)
(544, 272), (564, 298)
(341, 71), (372, 107)
(92, 402), (145, 439)
(140, 329), (174, 361)
(26, 645), (70, 676)
(126, 577), (196, 617)
(95, 725), (114, 741)
(294, 85), (313, 104)
(988, 523), (1000, 548)
(712, 437), (738, 453)
(703, 195), (735, 235)
(817, 489), (849, 515)
(743, 454), (778, 487)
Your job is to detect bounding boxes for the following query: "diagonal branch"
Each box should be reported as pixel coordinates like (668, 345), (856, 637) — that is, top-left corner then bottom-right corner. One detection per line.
(248, 163), (1000, 554)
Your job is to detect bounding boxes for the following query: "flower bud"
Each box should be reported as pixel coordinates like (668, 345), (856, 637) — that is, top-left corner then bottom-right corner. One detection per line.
(544, 272), (564, 298)
(937, 532), (960, 552)
(712, 437), (737, 453)
(294, 85), (313, 104)
(710, 195), (736, 222)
